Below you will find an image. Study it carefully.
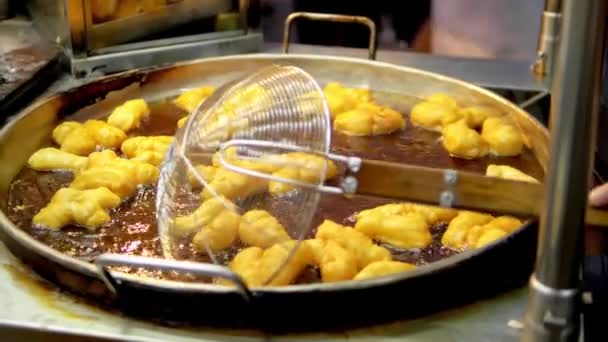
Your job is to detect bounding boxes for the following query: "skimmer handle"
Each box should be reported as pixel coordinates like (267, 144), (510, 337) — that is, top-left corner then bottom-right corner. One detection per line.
(94, 254), (252, 300)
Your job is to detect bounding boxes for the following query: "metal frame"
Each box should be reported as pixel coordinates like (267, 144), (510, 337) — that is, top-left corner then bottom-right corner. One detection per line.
(27, 0), (264, 78)
(522, 0), (607, 341)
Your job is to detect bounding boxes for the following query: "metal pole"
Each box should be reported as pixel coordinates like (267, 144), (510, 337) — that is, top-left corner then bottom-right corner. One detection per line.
(522, 0), (606, 341)
(532, 0), (562, 77)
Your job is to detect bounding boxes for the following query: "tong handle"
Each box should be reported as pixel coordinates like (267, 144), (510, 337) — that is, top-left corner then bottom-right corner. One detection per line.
(282, 11), (377, 60)
(94, 254), (252, 300)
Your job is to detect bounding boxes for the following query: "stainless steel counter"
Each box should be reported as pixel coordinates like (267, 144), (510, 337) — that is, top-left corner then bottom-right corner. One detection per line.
(0, 42), (541, 342)
(0, 240), (527, 342)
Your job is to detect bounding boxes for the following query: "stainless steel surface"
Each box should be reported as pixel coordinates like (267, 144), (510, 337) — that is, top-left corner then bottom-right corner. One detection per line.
(0, 44), (553, 340)
(523, 0), (607, 340)
(282, 12), (377, 60)
(0, 53), (549, 297)
(264, 43), (549, 92)
(532, 10), (561, 77)
(522, 275), (580, 342)
(0, 240), (528, 341)
(25, 1), (71, 51)
(69, 32), (263, 77)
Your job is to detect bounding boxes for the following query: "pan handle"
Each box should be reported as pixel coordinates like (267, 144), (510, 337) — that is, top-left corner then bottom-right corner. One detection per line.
(94, 254), (252, 301)
(282, 11), (377, 60)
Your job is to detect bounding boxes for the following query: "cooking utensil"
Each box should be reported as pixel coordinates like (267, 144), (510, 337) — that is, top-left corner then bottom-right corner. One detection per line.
(152, 63), (608, 291)
(157, 64), (331, 285)
(219, 140), (608, 226)
(0, 54), (552, 329)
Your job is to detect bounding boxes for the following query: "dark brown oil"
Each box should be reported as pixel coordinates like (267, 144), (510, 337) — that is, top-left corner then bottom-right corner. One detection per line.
(5, 91), (544, 282)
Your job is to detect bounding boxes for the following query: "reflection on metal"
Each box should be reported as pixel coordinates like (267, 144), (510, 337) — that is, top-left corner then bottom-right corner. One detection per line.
(518, 90), (550, 110)
(70, 32), (263, 77)
(282, 12), (377, 60)
(522, 0), (606, 340)
(26, 0), (263, 77)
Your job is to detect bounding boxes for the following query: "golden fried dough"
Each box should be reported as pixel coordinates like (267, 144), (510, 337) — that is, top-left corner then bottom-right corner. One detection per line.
(238, 210), (291, 248)
(52, 120), (127, 156)
(426, 93), (459, 108)
(120, 136), (173, 166)
(481, 117), (524, 157)
(323, 82), (372, 118)
(459, 105), (501, 129)
(172, 196), (234, 238)
(315, 220), (391, 269)
(33, 187), (120, 230)
(486, 164), (539, 183)
(173, 86), (216, 113)
(441, 211), (494, 249)
(173, 196), (240, 253)
(400, 203), (458, 224)
(201, 167), (267, 200)
(442, 119), (489, 159)
(191, 208), (240, 253)
(474, 228), (508, 248)
(488, 216), (523, 233)
(72, 150), (158, 199)
(27, 147), (88, 172)
(107, 99), (150, 132)
(224, 246), (263, 285)
(52, 121), (84, 146)
(356, 202), (457, 225)
(268, 152), (338, 195)
(410, 101), (458, 131)
(207, 84), (267, 131)
(227, 240), (313, 287)
(83, 120), (127, 148)
(334, 102), (405, 136)
(307, 239), (326, 265)
(188, 165), (218, 188)
(354, 260), (416, 280)
(355, 211), (432, 249)
(313, 240), (358, 283)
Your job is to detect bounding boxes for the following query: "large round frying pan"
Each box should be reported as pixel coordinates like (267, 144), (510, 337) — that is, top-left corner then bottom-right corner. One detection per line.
(0, 54), (549, 331)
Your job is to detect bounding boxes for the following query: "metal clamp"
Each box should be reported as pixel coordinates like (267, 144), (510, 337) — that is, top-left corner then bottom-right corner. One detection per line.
(522, 274), (579, 341)
(439, 169), (458, 208)
(94, 254), (252, 301)
(282, 11), (377, 60)
(533, 10), (562, 78)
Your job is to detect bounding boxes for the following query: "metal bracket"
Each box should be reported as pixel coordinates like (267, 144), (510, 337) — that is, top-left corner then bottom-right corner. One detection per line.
(439, 169), (458, 208)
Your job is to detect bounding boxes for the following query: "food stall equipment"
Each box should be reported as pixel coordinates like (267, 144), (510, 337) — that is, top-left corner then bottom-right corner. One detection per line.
(0, 0), (606, 340)
(24, 0), (264, 77)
